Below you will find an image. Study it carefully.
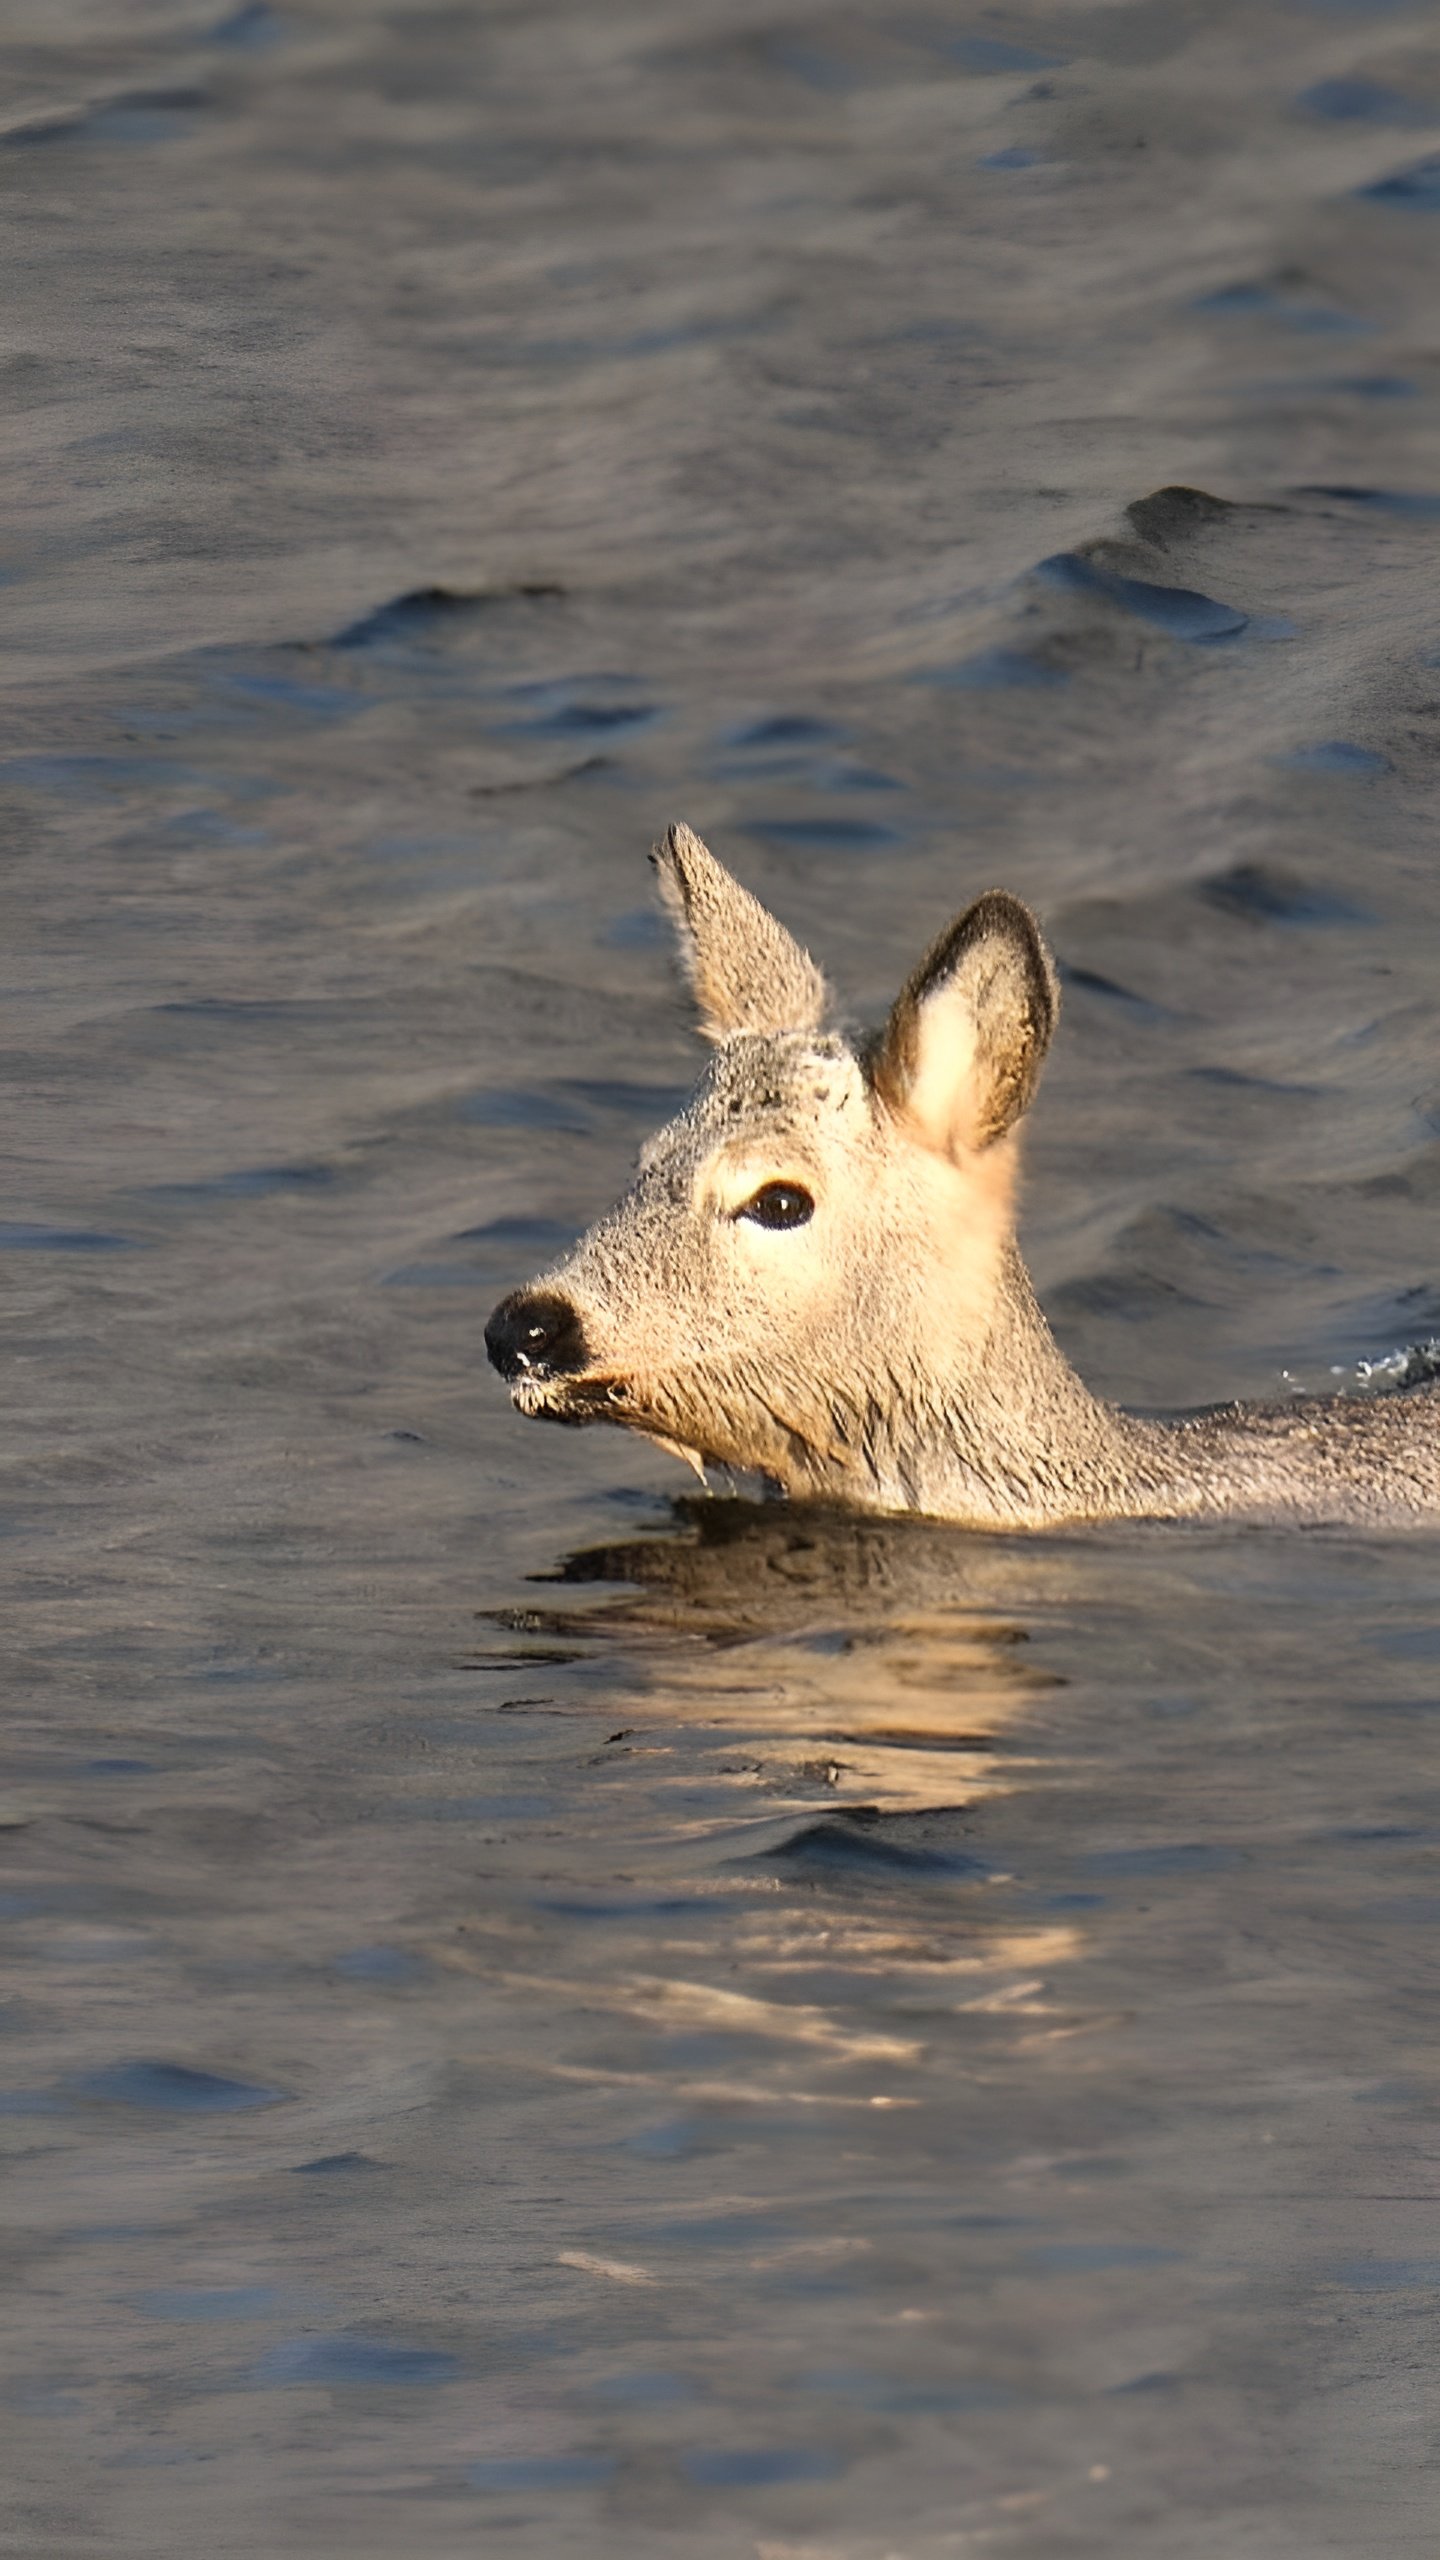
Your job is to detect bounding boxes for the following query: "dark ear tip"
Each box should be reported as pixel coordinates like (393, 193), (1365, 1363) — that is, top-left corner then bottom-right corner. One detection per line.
(969, 888), (1059, 1021)
(910, 887), (1055, 1013)
(966, 887), (1043, 941)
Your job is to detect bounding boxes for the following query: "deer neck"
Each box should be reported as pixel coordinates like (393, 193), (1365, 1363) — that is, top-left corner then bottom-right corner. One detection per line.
(890, 1247), (1155, 1525)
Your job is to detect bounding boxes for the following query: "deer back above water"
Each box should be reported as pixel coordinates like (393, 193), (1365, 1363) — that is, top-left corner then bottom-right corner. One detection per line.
(486, 825), (1440, 1529)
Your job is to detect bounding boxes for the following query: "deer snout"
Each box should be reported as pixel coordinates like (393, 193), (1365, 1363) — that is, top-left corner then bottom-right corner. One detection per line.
(485, 1288), (590, 1382)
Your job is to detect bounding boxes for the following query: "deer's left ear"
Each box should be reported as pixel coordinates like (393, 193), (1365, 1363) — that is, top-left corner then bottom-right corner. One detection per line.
(651, 822), (832, 1041)
(869, 890), (1059, 1155)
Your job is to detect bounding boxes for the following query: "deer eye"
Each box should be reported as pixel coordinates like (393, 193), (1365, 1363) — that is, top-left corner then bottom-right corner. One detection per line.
(740, 1181), (815, 1230)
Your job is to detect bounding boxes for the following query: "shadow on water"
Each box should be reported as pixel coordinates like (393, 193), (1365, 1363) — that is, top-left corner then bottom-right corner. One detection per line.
(507, 1494), (1071, 1819)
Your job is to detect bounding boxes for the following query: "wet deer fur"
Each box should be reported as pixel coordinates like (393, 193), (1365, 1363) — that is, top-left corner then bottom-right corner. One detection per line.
(486, 825), (1440, 1528)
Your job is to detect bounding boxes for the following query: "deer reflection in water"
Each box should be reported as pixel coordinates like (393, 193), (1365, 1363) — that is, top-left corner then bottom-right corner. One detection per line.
(462, 1498), (1104, 2109)
(497, 1494), (1072, 1822)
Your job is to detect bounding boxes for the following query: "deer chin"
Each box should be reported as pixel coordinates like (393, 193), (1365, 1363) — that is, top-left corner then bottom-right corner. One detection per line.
(509, 1369), (643, 1429)
(510, 1372), (712, 1483)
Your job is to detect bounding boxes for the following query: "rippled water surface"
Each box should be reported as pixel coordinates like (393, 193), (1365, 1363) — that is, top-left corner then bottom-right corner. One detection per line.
(3, 3), (1440, 2554)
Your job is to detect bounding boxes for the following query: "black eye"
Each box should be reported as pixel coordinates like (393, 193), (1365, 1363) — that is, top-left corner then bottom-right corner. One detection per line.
(741, 1181), (815, 1230)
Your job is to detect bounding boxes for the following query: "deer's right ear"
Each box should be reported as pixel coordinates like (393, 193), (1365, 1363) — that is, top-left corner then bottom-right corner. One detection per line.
(870, 890), (1059, 1156)
(651, 823), (831, 1041)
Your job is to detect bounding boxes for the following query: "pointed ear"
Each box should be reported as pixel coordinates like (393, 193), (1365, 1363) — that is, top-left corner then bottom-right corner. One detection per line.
(650, 822), (831, 1041)
(870, 890), (1059, 1155)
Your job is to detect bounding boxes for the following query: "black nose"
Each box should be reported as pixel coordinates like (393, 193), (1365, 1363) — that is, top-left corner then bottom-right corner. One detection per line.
(485, 1289), (590, 1382)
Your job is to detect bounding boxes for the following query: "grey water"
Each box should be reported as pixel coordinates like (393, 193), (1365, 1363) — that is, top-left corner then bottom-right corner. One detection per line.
(2, 3), (1440, 2555)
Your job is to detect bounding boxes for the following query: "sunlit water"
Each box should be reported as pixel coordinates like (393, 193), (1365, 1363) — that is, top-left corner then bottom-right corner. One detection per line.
(2, 4), (1440, 2554)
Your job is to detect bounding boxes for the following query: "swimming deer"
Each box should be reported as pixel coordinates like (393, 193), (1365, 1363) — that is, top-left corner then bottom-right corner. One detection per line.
(486, 825), (1440, 1527)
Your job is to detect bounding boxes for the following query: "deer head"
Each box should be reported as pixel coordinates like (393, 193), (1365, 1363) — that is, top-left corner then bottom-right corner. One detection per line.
(486, 824), (1060, 1510)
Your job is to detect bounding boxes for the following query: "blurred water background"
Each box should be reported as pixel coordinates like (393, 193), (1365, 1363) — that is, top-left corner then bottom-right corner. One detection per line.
(3, 3), (1440, 2553)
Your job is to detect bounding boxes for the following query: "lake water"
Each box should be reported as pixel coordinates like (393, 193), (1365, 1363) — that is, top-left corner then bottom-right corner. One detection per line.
(2, 3), (1440, 2554)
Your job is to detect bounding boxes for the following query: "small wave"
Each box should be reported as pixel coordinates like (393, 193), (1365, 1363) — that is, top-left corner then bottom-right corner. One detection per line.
(1356, 1339), (1440, 1390)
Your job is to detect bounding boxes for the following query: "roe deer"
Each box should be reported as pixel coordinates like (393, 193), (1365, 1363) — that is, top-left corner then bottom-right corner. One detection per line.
(486, 825), (1440, 1528)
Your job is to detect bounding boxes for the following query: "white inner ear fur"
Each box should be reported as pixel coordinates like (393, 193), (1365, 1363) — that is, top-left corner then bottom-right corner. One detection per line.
(899, 975), (985, 1158)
